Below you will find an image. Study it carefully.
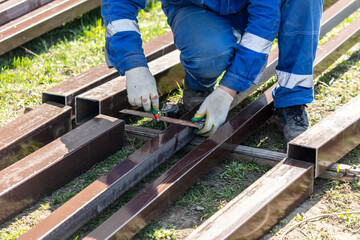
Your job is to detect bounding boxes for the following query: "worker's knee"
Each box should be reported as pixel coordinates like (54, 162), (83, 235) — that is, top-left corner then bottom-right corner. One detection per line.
(181, 48), (233, 88)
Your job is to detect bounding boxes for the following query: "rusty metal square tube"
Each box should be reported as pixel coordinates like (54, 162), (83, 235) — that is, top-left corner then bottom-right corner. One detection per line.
(0, 0), (54, 25)
(0, 115), (124, 224)
(0, 102), (71, 170)
(186, 158), (314, 240)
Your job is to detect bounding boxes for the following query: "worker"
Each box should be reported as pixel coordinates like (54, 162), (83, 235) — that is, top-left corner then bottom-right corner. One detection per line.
(101, 0), (324, 145)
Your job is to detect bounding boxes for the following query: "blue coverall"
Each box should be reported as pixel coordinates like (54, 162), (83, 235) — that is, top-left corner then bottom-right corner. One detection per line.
(102, 0), (324, 108)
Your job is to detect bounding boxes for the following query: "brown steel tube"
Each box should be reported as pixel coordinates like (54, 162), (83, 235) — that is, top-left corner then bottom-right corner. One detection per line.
(0, 102), (71, 170)
(0, 0), (101, 55)
(0, 115), (124, 224)
(186, 158), (313, 240)
(0, 0), (54, 26)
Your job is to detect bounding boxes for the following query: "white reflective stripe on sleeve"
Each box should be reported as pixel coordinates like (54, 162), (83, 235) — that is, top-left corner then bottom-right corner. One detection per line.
(105, 19), (140, 37)
(276, 70), (313, 89)
(240, 32), (272, 54)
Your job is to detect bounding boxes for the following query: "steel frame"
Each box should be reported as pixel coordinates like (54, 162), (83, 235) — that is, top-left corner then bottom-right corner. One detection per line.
(0, 102), (71, 170)
(0, 0), (54, 26)
(12, 1), (360, 239)
(0, 115), (124, 224)
(18, 110), (197, 240)
(75, 50), (184, 123)
(42, 32), (175, 111)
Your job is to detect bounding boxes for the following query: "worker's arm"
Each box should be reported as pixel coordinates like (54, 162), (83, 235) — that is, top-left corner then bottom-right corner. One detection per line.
(101, 0), (159, 113)
(219, 0), (281, 92)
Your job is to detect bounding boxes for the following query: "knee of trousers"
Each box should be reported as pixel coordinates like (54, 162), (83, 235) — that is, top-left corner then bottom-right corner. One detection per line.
(180, 48), (234, 87)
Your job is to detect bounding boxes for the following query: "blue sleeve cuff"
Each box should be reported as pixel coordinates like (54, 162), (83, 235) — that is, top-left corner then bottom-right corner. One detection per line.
(220, 71), (252, 93)
(115, 53), (148, 75)
(221, 45), (268, 93)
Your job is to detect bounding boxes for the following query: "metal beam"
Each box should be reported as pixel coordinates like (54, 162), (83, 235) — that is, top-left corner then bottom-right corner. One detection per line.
(126, 125), (359, 181)
(0, 102), (71, 170)
(84, 86), (275, 240)
(18, 110), (197, 240)
(42, 32), (175, 110)
(0, 0), (101, 55)
(288, 93), (360, 177)
(0, 115), (124, 224)
(75, 50), (184, 123)
(186, 158), (313, 240)
(0, 0), (53, 26)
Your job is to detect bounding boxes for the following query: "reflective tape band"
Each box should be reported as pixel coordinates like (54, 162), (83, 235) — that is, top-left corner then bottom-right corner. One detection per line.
(277, 70), (313, 89)
(240, 32), (272, 54)
(105, 19), (140, 37)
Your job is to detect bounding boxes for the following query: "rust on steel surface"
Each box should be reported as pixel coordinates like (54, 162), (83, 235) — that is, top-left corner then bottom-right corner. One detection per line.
(186, 158), (313, 240)
(0, 0), (101, 55)
(75, 50), (184, 123)
(231, 0), (360, 108)
(85, 86), (275, 240)
(19, 110), (196, 240)
(0, 102), (71, 170)
(0, 115), (124, 224)
(288, 93), (360, 177)
(42, 32), (175, 110)
(120, 109), (202, 129)
(0, 0), (54, 26)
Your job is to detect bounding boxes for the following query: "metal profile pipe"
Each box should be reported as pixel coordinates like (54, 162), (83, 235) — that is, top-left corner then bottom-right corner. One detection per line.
(42, 32), (175, 110)
(0, 0), (54, 26)
(186, 158), (313, 240)
(75, 50), (184, 123)
(0, 102), (71, 170)
(0, 0), (101, 55)
(0, 115), (124, 224)
(84, 86), (275, 240)
(18, 110), (197, 240)
(288, 93), (360, 177)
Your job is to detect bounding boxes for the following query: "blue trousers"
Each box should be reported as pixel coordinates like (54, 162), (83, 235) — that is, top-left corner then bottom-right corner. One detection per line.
(161, 0), (324, 108)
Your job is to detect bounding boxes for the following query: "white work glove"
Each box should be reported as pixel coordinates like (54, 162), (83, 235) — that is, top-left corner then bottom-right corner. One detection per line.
(125, 67), (159, 113)
(191, 87), (234, 136)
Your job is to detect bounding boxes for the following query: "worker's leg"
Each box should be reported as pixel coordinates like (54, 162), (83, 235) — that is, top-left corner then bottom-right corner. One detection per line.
(273, 0), (324, 145)
(273, 0), (324, 108)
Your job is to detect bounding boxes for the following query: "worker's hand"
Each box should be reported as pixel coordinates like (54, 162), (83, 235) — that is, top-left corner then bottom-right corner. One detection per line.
(191, 87), (234, 136)
(125, 67), (159, 114)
